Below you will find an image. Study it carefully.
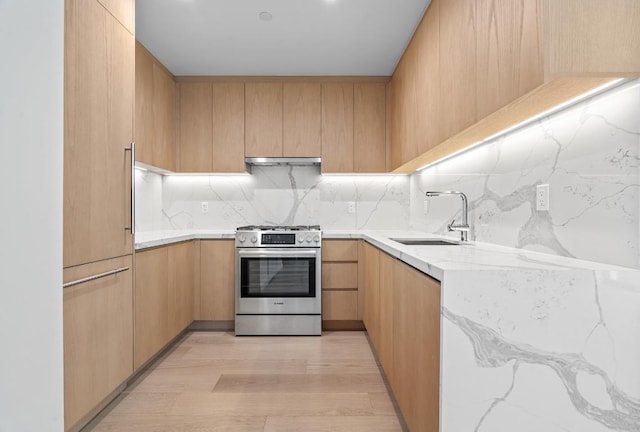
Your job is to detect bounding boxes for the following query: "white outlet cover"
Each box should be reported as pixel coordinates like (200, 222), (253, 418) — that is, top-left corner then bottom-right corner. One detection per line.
(536, 184), (549, 211)
(201, 201), (209, 213)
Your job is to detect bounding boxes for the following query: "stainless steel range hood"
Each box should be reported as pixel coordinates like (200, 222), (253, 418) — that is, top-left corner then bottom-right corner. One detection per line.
(245, 157), (321, 167)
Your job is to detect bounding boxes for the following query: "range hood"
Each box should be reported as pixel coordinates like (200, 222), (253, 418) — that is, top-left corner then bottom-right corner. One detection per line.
(245, 157), (321, 167)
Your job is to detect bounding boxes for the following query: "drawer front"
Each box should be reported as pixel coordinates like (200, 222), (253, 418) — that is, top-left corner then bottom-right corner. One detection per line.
(322, 240), (358, 262)
(322, 290), (358, 320)
(322, 262), (358, 289)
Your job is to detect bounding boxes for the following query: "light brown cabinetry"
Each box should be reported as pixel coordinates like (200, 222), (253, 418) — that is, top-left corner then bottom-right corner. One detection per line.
(63, 256), (133, 431)
(475, 0), (543, 119)
(361, 241), (381, 347)
(321, 83), (354, 172)
(134, 242), (195, 370)
(168, 241), (195, 336)
(178, 82), (213, 172)
(321, 240), (360, 325)
(135, 42), (176, 170)
(134, 247), (169, 369)
(359, 242), (441, 432)
(322, 82), (387, 173)
(177, 82), (246, 172)
(245, 83), (284, 158)
(354, 83), (387, 172)
(393, 259), (440, 432)
(284, 83), (322, 157)
(390, 0), (639, 173)
(96, 0), (134, 34)
(200, 240), (236, 321)
(438, 0), (477, 139)
(64, 0), (133, 268)
(211, 83), (246, 172)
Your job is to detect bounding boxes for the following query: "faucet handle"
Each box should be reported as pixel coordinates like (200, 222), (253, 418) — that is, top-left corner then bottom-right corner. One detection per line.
(448, 219), (470, 232)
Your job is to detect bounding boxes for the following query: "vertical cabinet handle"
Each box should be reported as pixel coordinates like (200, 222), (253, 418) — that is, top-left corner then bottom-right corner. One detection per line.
(124, 142), (135, 235)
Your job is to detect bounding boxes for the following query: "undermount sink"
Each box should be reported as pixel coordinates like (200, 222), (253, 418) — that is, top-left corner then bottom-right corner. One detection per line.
(390, 238), (462, 246)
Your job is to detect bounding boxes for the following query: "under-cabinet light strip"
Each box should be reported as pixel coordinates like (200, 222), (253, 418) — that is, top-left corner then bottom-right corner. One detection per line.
(416, 78), (628, 173)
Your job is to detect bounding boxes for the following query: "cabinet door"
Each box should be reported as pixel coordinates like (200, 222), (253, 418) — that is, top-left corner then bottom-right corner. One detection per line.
(323, 290), (358, 321)
(168, 242), (195, 337)
(200, 240), (235, 320)
(362, 242), (381, 348)
(63, 256), (133, 430)
(393, 262), (440, 432)
(245, 83), (283, 157)
(283, 83), (322, 157)
(354, 83), (386, 172)
(439, 0), (477, 138)
(135, 41), (154, 165)
(134, 247), (169, 370)
(321, 83), (354, 173)
(476, 0), (543, 118)
(378, 251), (395, 387)
(153, 63), (176, 171)
(64, 0), (133, 268)
(212, 83), (246, 172)
(96, 0), (134, 34)
(178, 82), (213, 172)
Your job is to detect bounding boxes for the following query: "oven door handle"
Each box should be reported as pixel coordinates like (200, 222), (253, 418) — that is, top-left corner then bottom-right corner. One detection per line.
(237, 249), (319, 258)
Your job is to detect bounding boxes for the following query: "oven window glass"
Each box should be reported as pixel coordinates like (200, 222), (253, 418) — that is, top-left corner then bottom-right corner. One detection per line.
(241, 257), (316, 297)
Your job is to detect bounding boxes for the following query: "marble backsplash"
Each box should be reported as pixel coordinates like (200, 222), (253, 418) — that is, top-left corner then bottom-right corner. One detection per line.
(411, 80), (640, 269)
(135, 79), (640, 269)
(135, 168), (410, 231)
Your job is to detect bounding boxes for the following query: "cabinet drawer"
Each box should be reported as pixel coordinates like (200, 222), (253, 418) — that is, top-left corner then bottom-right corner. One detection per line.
(323, 290), (358, 320)
(322, 240), (358, 261)
(322, 262), (358, 289)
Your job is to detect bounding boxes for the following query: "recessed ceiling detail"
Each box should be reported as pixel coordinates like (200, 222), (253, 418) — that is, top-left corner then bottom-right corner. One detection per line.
(136, 0), (430, 76)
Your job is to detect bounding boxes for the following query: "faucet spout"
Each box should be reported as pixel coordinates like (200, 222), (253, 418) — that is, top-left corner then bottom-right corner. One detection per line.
(425, 191), (469, 242)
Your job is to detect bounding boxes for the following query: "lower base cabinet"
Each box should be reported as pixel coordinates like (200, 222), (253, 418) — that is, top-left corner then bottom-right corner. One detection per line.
(199, 240), (235, 320)
(361, 241), (441, 432)
(63, 255), (133, 431)
(135, 242), (194, 369)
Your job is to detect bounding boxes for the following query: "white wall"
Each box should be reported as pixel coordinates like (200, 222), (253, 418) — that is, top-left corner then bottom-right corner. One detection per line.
(0, 1), (64, 431)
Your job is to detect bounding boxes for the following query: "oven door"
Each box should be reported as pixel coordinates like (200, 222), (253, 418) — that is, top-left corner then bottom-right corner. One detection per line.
(236, 248), (321, 315)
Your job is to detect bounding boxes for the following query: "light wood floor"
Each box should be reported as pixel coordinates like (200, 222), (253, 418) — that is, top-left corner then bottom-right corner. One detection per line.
(85, 331), (404, 432)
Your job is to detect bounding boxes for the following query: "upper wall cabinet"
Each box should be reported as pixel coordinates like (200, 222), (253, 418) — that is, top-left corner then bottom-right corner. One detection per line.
(135, 42), (176, 171)
(390, 0), (640, 173)
(321, 82), (387, 173)
(178, 82), (245, 172)
(245, 83), (284, 158)
(177, 78), (388, 173)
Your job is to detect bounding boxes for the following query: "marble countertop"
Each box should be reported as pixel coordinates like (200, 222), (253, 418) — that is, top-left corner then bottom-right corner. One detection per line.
(134, 229), (633, 281)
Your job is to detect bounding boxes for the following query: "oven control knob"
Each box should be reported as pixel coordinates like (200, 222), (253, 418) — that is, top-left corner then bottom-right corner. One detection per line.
(305, 235), (312, 243)
(251, 235), (258, 243)
(297, 235), (304, 243)
(238, 234), (246, 243)
(313, 235), (320, 243)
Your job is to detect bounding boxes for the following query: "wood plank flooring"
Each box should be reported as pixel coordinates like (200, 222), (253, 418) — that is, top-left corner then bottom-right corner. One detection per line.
(85, 331), (404, 432)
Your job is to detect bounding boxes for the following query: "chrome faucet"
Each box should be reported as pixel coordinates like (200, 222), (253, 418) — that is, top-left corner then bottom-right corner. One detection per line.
(425, 191), (470, 242)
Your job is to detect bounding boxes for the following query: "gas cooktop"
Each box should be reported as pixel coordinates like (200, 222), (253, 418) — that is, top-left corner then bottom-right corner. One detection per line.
(236, 225), (321, 231)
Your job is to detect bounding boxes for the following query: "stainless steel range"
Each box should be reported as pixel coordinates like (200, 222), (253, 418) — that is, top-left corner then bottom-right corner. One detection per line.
(235, 225), (322, 336)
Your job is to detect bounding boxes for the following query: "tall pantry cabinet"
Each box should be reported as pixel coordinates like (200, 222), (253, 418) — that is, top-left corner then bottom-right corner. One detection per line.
(63, 0), (135, 430)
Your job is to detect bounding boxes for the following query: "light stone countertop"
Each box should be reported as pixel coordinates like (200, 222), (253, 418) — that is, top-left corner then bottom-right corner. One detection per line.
(135, 229), (633, 282)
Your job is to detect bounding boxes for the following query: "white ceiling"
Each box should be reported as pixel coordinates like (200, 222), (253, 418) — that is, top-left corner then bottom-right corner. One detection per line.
(136, 0), (431, 76)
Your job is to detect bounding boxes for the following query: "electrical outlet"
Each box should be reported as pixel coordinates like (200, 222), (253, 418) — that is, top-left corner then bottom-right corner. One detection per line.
(201, 201), (209, 214)
(347, 201), (356, 214)
(423, 199), (429, 214)
(536, 184), (549, 211)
